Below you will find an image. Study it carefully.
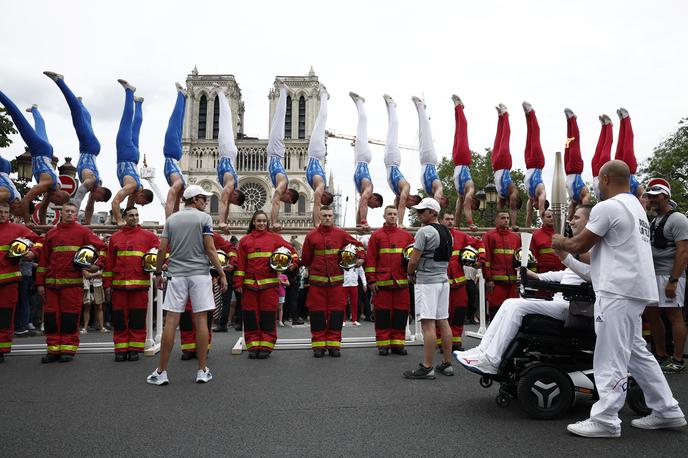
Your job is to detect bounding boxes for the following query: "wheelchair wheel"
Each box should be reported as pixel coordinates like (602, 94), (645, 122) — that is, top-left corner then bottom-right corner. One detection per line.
(627, 382), (651, 416)
(517, 365), (574, 420)
(479, 376), (493, 388)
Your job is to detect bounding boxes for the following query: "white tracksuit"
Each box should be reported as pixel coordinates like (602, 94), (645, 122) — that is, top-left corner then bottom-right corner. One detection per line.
(217, 91), (238, 163)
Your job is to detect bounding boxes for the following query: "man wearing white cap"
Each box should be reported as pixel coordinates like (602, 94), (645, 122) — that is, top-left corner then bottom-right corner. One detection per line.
(644, 178), (688, 373)
(403, 197), (454, 379)
(146, 185), (228, 386)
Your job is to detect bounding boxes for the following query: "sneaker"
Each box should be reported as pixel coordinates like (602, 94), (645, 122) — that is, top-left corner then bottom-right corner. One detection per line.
(436, 361), (454, 376)
(14, 327), (29, 336)
(567, 419), (620, 438)
(631, 414), (687, 430)
(342, 321), (346, 327)
(146, 369), (169, 386)
(278, 321), (285, 327)
(99, 328), (110, 333)
(454, 351), (497, 375)
(27, 323), (36, 331)
(352, 321), (361, 326)
(196, 367), (213, 383)
(80, 328), (87, 334)
(660, 358), (685, 373)
(403, 363), (436, 380)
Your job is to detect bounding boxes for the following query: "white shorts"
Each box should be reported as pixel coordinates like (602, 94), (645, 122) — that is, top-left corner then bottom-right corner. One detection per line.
(163, 274), (215, 313)
(414, 282), (450, 320)
(655, 275), (685, 308)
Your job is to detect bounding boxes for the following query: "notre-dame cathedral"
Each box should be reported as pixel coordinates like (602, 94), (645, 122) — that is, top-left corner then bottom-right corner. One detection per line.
(179, 66), (340, 229)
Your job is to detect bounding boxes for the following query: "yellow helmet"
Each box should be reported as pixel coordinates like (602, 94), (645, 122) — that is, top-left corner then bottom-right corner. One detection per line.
(142, 248), (158, 273)
(210, 250), (229, 277)
(7, 238), (33, 259)
(73, 245), (98, 269)
(459, 246), (478, 267)
(339, 243), (358, 270)
(402, 244), (415, 262)
(269, 246), (293, 272)
(513, 247), (537, 269)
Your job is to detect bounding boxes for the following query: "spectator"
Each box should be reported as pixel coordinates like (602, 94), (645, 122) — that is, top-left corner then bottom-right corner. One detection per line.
(278, 273), (289, 327)
(82, 268), (107, 333)
(343, 265), (366, 326)
(14, 253), (37, 336)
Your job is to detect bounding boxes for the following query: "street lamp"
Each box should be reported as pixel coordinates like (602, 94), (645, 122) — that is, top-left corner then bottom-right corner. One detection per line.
(14, 148), (32, 181)
(484, 183), (498, 205)
(58, 157), (77, 178)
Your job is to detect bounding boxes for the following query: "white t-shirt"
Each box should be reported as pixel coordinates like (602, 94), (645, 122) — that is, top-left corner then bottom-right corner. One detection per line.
(586, 193), (658, 303)
(342, 266), (366, 287)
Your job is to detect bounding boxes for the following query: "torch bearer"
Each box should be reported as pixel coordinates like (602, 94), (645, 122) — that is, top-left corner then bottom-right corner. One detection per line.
(551, 151), (567, 235)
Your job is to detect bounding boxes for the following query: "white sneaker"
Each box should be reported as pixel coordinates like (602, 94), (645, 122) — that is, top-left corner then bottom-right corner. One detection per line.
(566, 419), (620, 438)
(278, 321), (285, 327)
(196, 367), (213, 383)
(352, 321), (361, 326)
(342, 321), (346, 327)
(453, 351), (497, 375)
(146, 369), (169, 386)
(631, 414), (687, 430)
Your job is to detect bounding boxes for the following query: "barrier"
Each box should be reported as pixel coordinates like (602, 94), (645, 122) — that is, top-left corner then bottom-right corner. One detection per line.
(465, 270), (487, 339)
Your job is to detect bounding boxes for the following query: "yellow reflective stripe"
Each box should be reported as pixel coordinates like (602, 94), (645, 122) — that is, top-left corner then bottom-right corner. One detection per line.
(0, 245), (9, 251)
(53, 246), (81, 252)
(390, 339), (406, 346)
(227, 251), (238, 257)
(129, 341), (145, 349)
(309, 274), (344, 282)
(379, 248), (403, 254)
(246, 340), (275, 349)
(0, 342), (12, 348)
(243, 277), (279, 286)
(493, 248), (515, 255)
(60, 344), (78, 352)
(311, 341), (327, 347)
(477, 248), (486, 253)
(451, 250), (461, 256)
(314, 249), (340, 255)
(484, 262), (491, 267)
(98, 251), (107, 257)
(247, 252), (272, 259)
(37, 267), (48, 273)
(452, 337), (462, 343)
(116, 250), (145, 256)
(376, 279), (410, 287)
(452, 276), (466, 283)
(112, 279), (150, 286)
(181, 343), (196, 350)
(364, 267), (376, 273)
(46, 278), (84, 285)
(0, 271), (21, 280)
(47, 345), (60, 352)
(114, 342), (129, 349)
(436, 339), (443, 345)
(492, 275), (518, 281)
(102, 272), (113, 278)
(376, 339), (391, 346)
(539, 248), (554, 254)
(326, 340), (341, 347)
(35, 243), (43, 248)
(234, 271), (245, 277)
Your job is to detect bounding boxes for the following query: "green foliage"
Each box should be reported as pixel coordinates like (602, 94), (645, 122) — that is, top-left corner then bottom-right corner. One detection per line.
(412, 149), (530, 227)
(639, 118), (688, 212)
(0, 108), (16, 148)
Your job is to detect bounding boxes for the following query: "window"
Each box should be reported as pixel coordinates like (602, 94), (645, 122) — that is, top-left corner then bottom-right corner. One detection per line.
(212, 95), (220, 139)
(297, 193), (306, 215)
(298, 96), (306, 139)
(198, 95), (207, 139)
(284, 95), (292, 139)
(239, 182), (268, 212)
(284, 202), (291, 214)
(210, 194), (219, 214)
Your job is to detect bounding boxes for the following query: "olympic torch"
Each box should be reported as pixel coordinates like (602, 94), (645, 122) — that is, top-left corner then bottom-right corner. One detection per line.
(551, 151), (567, 235)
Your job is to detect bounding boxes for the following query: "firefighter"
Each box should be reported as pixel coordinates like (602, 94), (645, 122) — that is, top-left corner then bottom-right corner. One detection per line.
(234, 210), (296, 359)
(180, 231), (237, 359)
(531, 209), (564, 273)
(366, 205), (414, 355)
(302, 205), (365, 357)
(441, 212), (484, 351)
(36, 201), (106, 363)
(103, 206), (159, 362)
(482, 211), (520, 317)
(0, 201), (39, 363)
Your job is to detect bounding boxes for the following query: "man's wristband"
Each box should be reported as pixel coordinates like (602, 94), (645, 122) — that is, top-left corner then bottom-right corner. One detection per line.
(668, 277), (679, 283)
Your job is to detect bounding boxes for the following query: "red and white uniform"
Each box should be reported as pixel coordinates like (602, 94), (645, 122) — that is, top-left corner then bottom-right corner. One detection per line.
(482, 227), (520, 314)
(0, 222), (39, 354)
(234, 230), (296, 352)
(103, 225), (159, 354)
(302, 225), (364, 350)
(36, 222), (105, 357)
(365, 224), (414, 349)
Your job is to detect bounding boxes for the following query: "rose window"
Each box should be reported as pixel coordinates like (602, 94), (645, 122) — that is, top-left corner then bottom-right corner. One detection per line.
(239, 182), (267, 211)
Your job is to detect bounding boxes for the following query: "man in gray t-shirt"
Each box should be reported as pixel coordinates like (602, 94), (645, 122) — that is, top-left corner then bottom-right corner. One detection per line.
(645, 179), (688, 373)
(162, 205), (215, 277)
(404, 198), (454, 380)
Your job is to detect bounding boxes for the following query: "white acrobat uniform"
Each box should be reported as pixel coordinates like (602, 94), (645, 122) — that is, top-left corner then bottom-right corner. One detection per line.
(216, 90), (239, 190)
(352, 98), (372, 194)
(413, 99), (440, 196)
(268, 83), (288, 188)
(306, 86), (328, 190)
(384, 97), (406, 196)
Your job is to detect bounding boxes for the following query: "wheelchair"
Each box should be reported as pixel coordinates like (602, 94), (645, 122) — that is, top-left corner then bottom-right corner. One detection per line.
(474, 267), (650, 420)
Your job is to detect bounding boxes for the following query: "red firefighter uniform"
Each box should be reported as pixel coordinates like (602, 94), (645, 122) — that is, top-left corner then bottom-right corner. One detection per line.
(365, 224), (414, 350)
(482, 227), (520, 315)
(234, 230), (296, 354)
(180, 233), (237, 356)
(302, 225), (364, 352)
(0, 221), (39, 355)
(531, 225), (564, 273)
(36, 222), (105, 357)
(102, 224), (159, 355)
(442, 228), (484, 350)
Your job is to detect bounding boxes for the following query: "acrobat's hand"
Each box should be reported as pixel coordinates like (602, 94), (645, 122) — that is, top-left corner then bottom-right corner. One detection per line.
(272, 222), (283, 232)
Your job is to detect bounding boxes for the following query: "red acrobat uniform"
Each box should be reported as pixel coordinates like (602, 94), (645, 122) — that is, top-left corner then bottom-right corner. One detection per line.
(302, 225), (364, 351)
(0, 221), (38, 354)
(524, 109), (545, 170)
(365, 223), (414, 350)
(565, 115), (584, 175)
(103, 224), (159, 355)
(592, 120), (613, 179)
(36, 222), (105, 357)
(531, 226), (564, 273)
(482, 227), (520, 315)
(445, 228), (484, 350)
(452, 104), (471, 167)
(615, 115), (636, 174)
(181, 233), (237, 355)
(492, 112), (512, 171)
(234, 230), (296, 354)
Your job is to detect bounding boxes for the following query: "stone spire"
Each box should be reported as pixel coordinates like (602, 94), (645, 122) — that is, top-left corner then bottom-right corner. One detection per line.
(308, 65), (315, 77)
(192, 65), (199, 76)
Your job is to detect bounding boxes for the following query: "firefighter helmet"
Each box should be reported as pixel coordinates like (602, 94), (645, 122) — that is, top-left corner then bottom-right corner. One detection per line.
(338, 243), (358, 270)
(402, 244), (415, 263)
(513, 247), (537, 269)
(7, 238), (33, 259)
(459, 246), (478, 267)
(211, 250), (229, 277)
(269, 246), (293, 272)
(73, 245), (98, 269)
(142, 248), (158, 273)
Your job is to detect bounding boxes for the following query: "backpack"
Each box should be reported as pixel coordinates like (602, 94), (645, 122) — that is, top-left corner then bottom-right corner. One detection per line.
(650, 211), (675, 249)
(428, 223), (452, 262)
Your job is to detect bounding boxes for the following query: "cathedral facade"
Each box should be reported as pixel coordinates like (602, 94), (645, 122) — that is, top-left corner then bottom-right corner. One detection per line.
(180, 67), (340, 229)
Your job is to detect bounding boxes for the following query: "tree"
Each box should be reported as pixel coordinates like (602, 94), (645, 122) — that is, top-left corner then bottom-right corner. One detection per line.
(639, 117), (688, 212)
(0, 107), (16, 148)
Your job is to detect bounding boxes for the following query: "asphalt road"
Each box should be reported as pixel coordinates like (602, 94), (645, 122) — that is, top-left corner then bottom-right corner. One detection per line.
(2, 323), (686, 457)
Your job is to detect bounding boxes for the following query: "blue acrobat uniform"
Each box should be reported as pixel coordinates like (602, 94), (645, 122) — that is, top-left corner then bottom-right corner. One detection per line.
(116, 88), (143, 191)
(163, 90), (186, 187)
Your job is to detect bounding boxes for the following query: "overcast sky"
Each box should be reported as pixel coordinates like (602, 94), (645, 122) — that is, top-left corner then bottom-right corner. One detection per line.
(2, 0), (686, 226)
